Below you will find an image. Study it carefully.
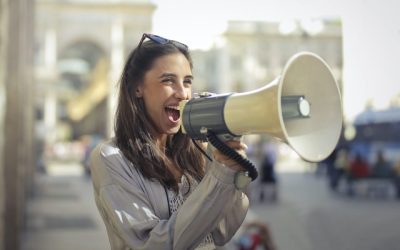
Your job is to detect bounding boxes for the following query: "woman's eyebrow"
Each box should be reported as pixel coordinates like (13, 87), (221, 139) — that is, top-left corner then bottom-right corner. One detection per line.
(159, 73), (176, 79)
(185, 75), (194, 80)
(158, 73), (194, 80)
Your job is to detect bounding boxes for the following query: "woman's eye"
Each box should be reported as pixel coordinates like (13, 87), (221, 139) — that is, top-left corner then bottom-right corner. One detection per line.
(161, 78), (173, 84)
(184, 79), (193, 85)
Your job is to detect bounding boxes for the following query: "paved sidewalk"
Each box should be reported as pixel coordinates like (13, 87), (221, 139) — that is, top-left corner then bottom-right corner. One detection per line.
(21, 159), (400, 250)
(21, 169), (109, 250)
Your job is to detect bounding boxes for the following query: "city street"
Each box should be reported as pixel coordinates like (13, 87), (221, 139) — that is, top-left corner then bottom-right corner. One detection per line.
(21, 159), (400, 250)
(248, 172), (400, 250)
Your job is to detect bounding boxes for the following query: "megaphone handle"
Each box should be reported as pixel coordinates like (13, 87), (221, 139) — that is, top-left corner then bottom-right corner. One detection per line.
(206, 130), (258, 181)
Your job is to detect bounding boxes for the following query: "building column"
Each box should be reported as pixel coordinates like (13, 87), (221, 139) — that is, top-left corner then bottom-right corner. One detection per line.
(1, 0), (34, 249)
(0, 0), (9, 246)
(43, 27), (58, 145)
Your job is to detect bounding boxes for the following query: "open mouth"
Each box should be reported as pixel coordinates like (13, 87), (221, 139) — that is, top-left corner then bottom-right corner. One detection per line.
(165, 106), (180, 122)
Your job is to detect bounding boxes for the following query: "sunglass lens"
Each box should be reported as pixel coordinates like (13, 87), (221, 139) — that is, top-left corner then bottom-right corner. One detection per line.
(141, 34), (188, 51)
(171, 41), (188, 50)
(149, 34), (169, 44)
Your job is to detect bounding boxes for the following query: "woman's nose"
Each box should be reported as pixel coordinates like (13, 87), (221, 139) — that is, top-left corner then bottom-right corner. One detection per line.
(174, 83), (189, 100)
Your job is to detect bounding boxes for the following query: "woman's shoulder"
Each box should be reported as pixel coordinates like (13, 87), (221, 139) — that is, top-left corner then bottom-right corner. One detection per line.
(90, 138), (139, 185)
(91, 138), (135, 169)
(91, 138), (119, 158)
(91, 138), (133, 167)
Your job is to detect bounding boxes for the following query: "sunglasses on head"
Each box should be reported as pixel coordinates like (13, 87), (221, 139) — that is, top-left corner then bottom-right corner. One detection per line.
(138, 33), (189, 51)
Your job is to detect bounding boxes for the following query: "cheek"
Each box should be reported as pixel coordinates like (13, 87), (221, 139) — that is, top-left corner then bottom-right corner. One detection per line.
(143, 97), (158, 113)
(186, 87), (193, 99)
(142, 92), (164, 115)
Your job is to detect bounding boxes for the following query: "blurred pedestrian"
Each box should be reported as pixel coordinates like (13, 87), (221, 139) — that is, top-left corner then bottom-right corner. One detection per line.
(330, 147), (349, 191)
(393, 159), (400, 199)
(346, 153), (370, 195)
(324, 147), (338, 190)
(371, 150), (393, 179)
(258, 142), (278, 202)
(90, 33), (251, 249)
(348, 153), (370, 179)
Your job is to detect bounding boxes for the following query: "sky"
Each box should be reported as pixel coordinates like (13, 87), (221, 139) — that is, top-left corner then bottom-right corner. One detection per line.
(151, 0), (342, 50)
(150, 0), (400, 122)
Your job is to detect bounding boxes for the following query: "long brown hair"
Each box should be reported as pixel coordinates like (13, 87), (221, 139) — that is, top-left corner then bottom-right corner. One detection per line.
(114, 39), (205, 192)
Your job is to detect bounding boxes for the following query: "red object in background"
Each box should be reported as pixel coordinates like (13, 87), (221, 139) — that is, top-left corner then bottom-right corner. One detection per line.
(350, 157), (370, 178)
(238, 233), (263, 250)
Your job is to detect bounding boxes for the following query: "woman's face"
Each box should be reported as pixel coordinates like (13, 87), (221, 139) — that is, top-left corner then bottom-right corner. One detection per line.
(136, 52), (193, 136)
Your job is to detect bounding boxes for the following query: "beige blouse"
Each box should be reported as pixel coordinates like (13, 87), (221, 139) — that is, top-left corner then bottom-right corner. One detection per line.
(90, 139), (249, 250)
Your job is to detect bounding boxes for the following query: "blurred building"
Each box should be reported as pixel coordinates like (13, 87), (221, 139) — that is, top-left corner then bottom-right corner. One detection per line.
(192, 19), (343, 94)
(35, 0), (155, 146)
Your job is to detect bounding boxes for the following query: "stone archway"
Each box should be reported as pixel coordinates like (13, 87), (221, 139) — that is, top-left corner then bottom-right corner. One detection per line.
(57, 41), (109, 139)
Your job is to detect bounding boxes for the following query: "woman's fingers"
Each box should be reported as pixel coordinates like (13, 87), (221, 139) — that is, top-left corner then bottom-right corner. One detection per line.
(212, 140), (248, 171)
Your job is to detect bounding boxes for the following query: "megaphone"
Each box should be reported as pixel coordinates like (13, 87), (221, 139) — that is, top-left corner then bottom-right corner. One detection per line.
(180, 52), (343, 163)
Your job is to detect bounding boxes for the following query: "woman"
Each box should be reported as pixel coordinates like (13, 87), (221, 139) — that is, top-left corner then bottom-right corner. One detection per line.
(90, 33), (250, 250)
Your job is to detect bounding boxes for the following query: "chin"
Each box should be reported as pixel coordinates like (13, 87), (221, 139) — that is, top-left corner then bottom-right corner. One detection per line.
(165, 126), (181, 135)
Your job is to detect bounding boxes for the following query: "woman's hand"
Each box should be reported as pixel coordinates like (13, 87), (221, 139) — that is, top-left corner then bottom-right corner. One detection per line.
(211, 140), (248, 171)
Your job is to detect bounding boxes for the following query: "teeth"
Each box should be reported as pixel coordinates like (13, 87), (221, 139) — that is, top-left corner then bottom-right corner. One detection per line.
(166, 106), (180, 111)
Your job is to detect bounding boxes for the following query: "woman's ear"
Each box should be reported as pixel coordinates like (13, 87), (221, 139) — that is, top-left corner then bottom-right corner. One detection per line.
(135, 87), (143, 98)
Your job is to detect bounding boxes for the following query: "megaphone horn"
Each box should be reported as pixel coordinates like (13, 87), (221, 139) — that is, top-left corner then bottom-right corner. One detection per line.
(180, 52), (343, 163)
